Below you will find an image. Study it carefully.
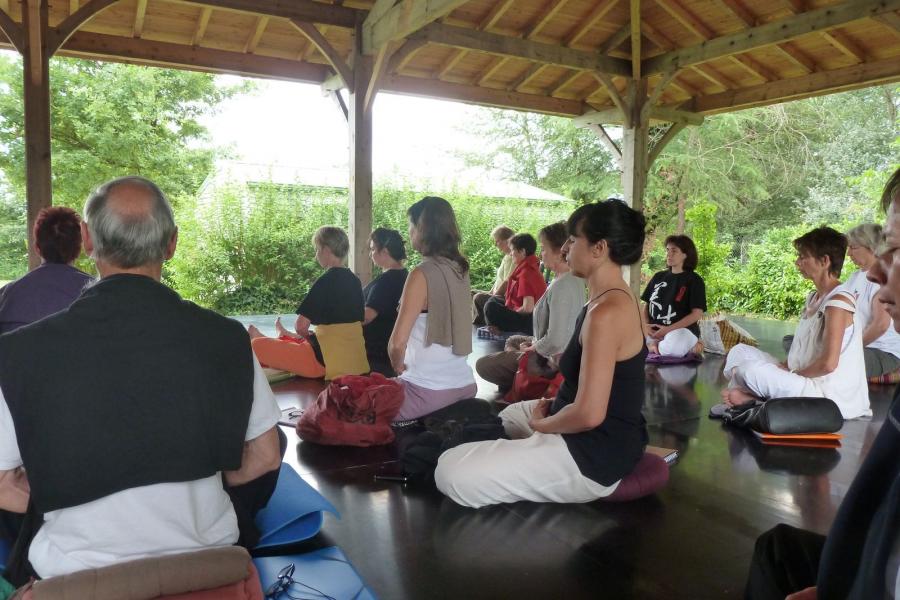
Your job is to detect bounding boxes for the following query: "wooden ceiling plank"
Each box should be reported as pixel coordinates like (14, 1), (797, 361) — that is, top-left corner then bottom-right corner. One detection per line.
(192, 7), (212, 46)
(244, 15), (269, 54)
(436, 49), (466, 79)
(691, 63), (732, 90)
(727, 54), (774, 82)
(476, 55), (509, 85)
(714, 0), (816, 73)
(714, 0), (756, 27)
(630, 0), (640, 79)
(775, 42), (817, 73)
(49, 0), (120, 55)
(563, 0), (618, 48)
(689, 55), (900, 114)
(133, 0), (148, 39)
(523, 0), (570, 40)
(177, 0), (360, 29)
(821, 28), (867, 63)
(655, 0), (715, 41)
(576, 78), (601, 101)
(509, 62), (545, 90)
(596, 22), (631, 54)
(549, 69), (584, 95)
(413, 22), (632, 75)
(70, 0), (79, 14)
(387, 37), (428, 72)
(291, 20), (352, 86)
(61, 31), (331, 83)
(479, 0), (516, 30)
(875, 11), (900, 34)
(645, 0), (900, 74)
(0, 1), (8, 14)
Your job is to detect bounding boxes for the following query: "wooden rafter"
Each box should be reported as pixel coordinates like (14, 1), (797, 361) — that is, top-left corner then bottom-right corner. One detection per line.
(244, 16), (269, 53)
(630, 0), (640, 79)
(563, 0), (618, 48)
(180, 0), (359, 29)
(646, 69), (677, 108)
(480, 0), (516, 30)
(436, 49), (467, 79)
(821, 28), (867, 63)
(644, 0), (900, 74)
(366, 41), (393, 109)
(133, 0), (148, 38)
(776, 41), (818, 73)
(550, 69), (584, 95)
(49, 0), (120, 55)
(523, 0), (569, 40)
(411, 23), (631, 76)
(592, 71), (628, 122)
(476, 55), (508, 85)
(508, 62), (545, 91)
(291, 20), (353, 86)
(0, 5), (23, 54)
(692, 62), (733, 90)
(388, 38), (428, 73)
(300, 26), (325, 60)
(363, 0), (472, 54)
(191, 7), (212, 46)
(597, 23), (631, 54)
(728, 54), (774, 83)
(875, 12), (900, 33)
(576, 104), (703, 126)
(689, 55), (900, 114)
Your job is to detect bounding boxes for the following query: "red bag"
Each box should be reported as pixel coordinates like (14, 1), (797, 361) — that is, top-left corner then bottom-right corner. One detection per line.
(504, 351), (564, 404)
(297, 373), (404, 446)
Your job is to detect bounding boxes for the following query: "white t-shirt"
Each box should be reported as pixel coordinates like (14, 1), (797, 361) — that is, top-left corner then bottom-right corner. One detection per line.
(0, 354), (281, 578)
(844, 270), (900, 358)
(399, 314), (475, 390)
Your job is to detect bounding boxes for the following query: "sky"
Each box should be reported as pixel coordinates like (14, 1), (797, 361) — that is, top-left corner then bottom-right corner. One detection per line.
(203, 76), (498, 181)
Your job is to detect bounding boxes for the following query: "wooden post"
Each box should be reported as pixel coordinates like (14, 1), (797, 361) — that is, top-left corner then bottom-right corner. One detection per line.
(23, 0), (51, 270)
(348, 22), (373, 285)
(620, 77), (649, 293)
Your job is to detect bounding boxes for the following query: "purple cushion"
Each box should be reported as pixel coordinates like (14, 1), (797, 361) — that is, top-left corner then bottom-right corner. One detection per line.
(601, 452), (670, 502)
(646, 352), (702, 365)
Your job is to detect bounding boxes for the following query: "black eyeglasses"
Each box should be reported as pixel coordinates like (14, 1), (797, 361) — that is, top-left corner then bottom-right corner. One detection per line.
(264, 563), (338, 600)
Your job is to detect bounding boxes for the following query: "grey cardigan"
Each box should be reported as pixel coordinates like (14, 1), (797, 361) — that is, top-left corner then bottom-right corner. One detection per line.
(531, 271), (586, 358)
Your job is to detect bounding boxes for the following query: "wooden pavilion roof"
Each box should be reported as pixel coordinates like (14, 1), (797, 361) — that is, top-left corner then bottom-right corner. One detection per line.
(1, 0), (899, 118)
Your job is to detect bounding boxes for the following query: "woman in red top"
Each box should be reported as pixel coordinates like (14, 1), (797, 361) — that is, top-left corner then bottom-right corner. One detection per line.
(484, 233), (547, 334)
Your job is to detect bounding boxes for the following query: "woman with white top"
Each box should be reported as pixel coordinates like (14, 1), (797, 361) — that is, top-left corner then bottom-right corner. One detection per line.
(845, 223), (900, 378)
(722, 226), (871, 420)
(388, 196), (477, 421)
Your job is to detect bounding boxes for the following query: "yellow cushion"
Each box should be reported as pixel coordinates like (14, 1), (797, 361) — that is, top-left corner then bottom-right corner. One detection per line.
(315, 322), (371, 380)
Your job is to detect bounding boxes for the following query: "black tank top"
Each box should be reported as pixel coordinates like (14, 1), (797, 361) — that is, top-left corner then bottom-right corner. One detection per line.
(549, 290), (648, 486)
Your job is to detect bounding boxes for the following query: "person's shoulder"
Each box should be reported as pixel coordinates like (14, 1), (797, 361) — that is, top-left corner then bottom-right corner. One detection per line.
(587, 291), (633, 329)
(177, 297), (249, 337)
(687, 270), (705, 283)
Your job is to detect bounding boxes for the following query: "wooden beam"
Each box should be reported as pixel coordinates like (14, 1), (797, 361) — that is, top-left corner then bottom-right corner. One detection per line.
(630, 0), (640, 79)
(646, 68), (677, 108)
(509, 62), (545, 91)
(592, 71), (628, 123)
(365, 41), (392, 108)
(875, 11), (900, 32)
(413, 22), (632, 75)
(476, 55), (508, 86)
(576, 104), (704, 125)
(436, 49), (466, 79)
(177, 0), (360, 29)
(300, 25), (325, 60)
(349, 22), (373, 285)
(563, 0), (618, 48)
(192, 7), (212, 46)
(583, 123), (622, 163)
(363, 0), (471, 54)
(388, 37), (428, 72)
(648, 121), (685, 163)
(523, 0), (569, 39)
(381, 73), (585, 115)
(645, 0), (900, 74)
(48, 0), (119, 55)
(0, 7), (24, 54)
(821, 28), (867, 63)
(244, 16), (269, 53)
(291, 20), (353, 87)
(23, 0), (51, 270)
(60, 31), (331, 83)
(689, 56), (900, 114)
(480, 0), (516, 30)
(329, 89), (348, 121)
(597, 22), (631, 55)
(133, 0), (148, 38)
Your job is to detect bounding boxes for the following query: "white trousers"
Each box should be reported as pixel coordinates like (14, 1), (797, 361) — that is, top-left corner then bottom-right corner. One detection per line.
(649, 328), (699, 357)
(723, 343), (815, 399)
(434, 400), (617, 508)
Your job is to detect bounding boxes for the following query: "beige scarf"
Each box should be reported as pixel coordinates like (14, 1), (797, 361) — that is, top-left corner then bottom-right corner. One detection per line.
(419, 256), (472, 356)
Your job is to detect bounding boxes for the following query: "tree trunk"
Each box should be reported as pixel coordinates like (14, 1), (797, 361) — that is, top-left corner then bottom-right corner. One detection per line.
(675, 195), (686, 234)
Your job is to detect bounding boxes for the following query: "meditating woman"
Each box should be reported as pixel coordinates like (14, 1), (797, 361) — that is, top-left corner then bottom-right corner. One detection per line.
(640, 235), (706, 357)
(249, 226), (369, 380)
(0, 206), (93, 334)
(363, 228), (408, 374)
(475, 221), (585, 392)
(389, 196), (477, 421)
(436, 199), (648, 507)
(722, 227), (871, 419)
(844, 223), (900, 378)
(484, 232), (547, 334)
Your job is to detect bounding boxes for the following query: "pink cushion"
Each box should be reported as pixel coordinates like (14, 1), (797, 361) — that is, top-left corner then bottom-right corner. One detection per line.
(158, 563), (263, 600)
(601, 452), (669, 502)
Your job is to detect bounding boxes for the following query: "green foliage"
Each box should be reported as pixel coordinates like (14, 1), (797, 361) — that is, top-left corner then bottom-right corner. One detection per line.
(684, 202), (736, 313)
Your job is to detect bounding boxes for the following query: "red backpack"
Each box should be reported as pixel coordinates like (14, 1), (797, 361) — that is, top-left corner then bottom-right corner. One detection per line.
(297, 373), (404, 446)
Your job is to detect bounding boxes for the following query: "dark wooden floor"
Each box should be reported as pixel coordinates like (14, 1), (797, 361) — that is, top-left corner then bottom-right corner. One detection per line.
(238, 315), (894, 600)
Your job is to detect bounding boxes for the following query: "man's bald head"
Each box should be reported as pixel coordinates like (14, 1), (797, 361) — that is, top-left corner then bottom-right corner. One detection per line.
(84, 177), (176, 269)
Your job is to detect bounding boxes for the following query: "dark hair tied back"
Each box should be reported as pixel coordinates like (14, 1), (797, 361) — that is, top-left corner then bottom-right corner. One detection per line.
(370, 227), (407, 261)
(566, 199), (645, 266)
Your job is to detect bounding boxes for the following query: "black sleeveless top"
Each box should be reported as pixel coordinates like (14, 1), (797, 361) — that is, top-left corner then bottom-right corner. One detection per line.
(549, 292), (648, 486)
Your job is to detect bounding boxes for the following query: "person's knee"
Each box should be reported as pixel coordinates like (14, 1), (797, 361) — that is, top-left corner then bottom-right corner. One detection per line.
(435, 450), (477, 506)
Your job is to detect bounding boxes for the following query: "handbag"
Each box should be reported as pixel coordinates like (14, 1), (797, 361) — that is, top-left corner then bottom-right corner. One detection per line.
(504, 351), (563, 403)
(722, 397), (843, 434)
(297, 373), (404, 446)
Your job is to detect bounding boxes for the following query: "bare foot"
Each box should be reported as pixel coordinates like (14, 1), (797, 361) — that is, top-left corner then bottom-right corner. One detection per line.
(721, 387), (758, 407)
(691, 340), (704, 355)
(274, 317), (290, 338)
(647, 341), (659, 354)
(247, 324), (264, 340)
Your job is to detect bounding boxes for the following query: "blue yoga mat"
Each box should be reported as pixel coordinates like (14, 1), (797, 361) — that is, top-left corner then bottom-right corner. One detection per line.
(254, 546), (377, 600)
(0, 537), (9, 571)
(255, 463), (340, 549)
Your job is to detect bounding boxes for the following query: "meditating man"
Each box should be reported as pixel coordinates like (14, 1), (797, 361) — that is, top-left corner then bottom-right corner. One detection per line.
(472, 225), (515, 325)
(0, 176), (282, 583)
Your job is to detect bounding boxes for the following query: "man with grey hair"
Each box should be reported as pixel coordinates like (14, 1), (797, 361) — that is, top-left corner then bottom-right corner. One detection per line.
(0, 176), (283, 582)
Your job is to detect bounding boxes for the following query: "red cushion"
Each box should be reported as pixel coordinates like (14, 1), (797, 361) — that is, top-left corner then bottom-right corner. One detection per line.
(601, 452), (669, 502)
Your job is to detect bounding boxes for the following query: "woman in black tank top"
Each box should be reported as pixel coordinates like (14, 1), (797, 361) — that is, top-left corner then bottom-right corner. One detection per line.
(434, 200), (649, 508)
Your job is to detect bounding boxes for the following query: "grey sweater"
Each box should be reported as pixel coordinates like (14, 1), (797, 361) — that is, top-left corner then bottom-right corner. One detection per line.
(532, 271), (586, 358)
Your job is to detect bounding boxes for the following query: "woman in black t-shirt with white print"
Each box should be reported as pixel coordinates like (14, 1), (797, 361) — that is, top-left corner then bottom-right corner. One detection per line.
(640, 235), (707, 357)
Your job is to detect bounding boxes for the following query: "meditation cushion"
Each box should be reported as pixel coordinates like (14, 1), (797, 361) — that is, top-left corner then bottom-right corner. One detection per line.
(315, 322), (370, 380)
(600, 452), (669, 502)
(646, 352), (703, 365)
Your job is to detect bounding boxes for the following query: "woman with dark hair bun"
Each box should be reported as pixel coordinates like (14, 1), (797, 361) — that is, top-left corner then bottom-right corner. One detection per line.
(436, 199), (648, 507)
(388, 197), (476, 420)
(640, 234), (706, 357)
(363, 228), (408, 374)
(0, 206), (93, 334)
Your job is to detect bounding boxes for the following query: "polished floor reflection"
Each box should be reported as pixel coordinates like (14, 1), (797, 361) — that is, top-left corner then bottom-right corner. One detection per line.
(238, 315), (894, 599)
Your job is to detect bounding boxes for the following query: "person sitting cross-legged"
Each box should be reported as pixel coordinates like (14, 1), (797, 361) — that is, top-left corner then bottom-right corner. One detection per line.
(362, 227), (408, 375)
(0, 176), (283, 584)
(436, 199), (648, 508)
(483, 232), (547, 335)
(472, 225), (515, 325)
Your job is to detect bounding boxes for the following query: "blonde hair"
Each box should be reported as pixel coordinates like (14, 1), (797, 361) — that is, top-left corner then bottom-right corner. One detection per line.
(491, 225), (514, 241)
(313, 226), (349, 260)
(846, 223), (883, 252)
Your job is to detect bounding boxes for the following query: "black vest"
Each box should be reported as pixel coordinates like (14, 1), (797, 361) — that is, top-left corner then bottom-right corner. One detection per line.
(0, 274), (254, 513)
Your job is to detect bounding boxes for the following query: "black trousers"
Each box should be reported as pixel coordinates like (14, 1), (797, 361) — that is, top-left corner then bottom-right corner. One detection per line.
(484, 297), (533, 335)
(745, 524), (825, 600)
